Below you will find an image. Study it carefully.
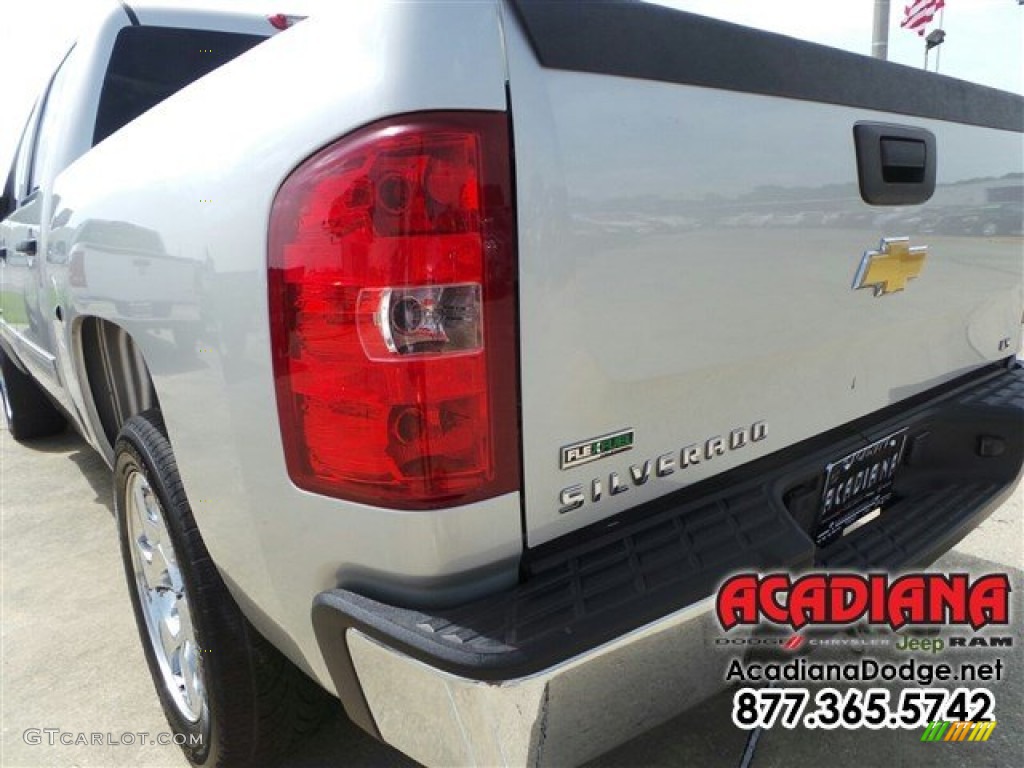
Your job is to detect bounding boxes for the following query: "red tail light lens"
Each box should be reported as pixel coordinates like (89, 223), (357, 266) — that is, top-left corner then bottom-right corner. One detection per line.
(268, 112), (519, 509)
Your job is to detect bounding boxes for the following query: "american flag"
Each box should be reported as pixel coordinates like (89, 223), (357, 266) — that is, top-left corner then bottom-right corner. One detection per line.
(901, 0), (946, 36)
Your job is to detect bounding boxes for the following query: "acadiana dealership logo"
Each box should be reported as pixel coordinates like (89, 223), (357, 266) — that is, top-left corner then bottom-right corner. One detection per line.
(716, 572), (1010, 632)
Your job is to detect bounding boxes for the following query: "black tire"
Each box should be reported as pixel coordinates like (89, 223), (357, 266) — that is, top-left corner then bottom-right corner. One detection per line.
(0, 347), (66, 440)
(114, 410), (332, 767)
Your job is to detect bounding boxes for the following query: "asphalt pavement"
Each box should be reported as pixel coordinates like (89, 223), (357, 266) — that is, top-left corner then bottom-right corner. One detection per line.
(1, 411), (1021, 768)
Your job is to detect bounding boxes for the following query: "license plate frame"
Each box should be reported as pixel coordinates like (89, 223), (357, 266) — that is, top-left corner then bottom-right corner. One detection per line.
(815, 428), (908, 547)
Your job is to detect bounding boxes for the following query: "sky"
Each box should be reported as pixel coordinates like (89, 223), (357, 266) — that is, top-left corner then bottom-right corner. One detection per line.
(0, 0), (1021, 182)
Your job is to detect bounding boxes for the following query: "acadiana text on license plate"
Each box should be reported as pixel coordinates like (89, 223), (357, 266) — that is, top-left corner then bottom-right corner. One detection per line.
(815, 428), (908, 546)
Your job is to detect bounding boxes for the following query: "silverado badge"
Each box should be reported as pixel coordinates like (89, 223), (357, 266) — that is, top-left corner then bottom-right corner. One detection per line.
(853, 237), (927, 296)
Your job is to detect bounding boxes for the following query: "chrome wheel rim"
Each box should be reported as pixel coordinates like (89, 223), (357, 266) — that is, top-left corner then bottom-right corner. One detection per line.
(125, 470), (207, 723)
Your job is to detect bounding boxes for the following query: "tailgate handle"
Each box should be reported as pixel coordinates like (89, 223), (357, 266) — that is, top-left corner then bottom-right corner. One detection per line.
(880, 138), (926, 183)
(853, 122), (936, 206)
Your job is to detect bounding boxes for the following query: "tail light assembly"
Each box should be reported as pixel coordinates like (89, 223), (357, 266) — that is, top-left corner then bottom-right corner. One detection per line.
(269, 112), (519, 509)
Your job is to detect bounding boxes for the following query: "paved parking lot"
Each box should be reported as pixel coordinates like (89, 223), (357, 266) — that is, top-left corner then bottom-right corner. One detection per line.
(1, 413), (1021, 768)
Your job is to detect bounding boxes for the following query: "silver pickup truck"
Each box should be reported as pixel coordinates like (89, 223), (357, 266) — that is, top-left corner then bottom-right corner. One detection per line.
(1, 1), (1022, 766)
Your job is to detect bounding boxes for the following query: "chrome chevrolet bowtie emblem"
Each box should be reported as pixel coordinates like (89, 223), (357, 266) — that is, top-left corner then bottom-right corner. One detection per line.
(853, 237), (928, 296)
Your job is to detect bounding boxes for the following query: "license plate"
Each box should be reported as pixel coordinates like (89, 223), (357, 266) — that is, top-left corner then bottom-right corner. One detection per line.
(815, 428), (908, 546)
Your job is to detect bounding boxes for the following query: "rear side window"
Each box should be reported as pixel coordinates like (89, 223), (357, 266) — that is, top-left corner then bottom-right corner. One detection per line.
(93, 26), (265, 146)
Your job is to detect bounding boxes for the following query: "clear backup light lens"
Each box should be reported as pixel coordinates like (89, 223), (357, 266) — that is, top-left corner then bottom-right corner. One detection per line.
(268, 112), (519, 509)
(358, 283), (482, 359)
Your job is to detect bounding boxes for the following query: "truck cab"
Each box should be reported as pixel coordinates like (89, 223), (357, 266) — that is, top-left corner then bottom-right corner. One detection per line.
(0, 1), (270, 441)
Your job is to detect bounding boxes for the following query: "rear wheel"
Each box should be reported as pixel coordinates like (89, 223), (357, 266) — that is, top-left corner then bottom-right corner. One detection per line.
(114, 410), (332, 767)
(0, 348), (66, 440)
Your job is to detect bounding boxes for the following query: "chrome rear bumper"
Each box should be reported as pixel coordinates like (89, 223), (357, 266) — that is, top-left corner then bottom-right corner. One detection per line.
(347, 597), (720, 767)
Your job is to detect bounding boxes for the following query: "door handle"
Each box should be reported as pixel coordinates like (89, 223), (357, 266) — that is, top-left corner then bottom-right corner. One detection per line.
(15, 239), (37, 256)
(853, 122), (936, 206)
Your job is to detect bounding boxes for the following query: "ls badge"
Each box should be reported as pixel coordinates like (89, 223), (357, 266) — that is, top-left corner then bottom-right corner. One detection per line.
(853, 237), (927, 296)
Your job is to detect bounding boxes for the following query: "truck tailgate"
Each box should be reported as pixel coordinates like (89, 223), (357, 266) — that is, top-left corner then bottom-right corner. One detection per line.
(503, 1), (1023, 546)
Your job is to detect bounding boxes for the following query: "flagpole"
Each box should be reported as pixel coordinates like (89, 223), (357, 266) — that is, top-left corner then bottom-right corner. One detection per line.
(935, 5), (946, 72)
(871, 0), (890, 59)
